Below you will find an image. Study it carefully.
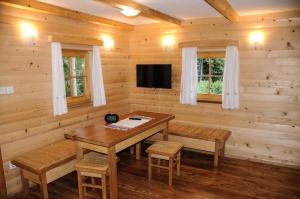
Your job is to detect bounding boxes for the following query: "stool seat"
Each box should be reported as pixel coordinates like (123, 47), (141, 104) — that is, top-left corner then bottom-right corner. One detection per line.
(76, 152), (108, 173)
(146, 141), (183, 157)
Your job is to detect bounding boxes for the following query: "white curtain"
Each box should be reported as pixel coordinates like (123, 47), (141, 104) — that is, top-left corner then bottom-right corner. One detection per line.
(91, 46), (106, 107)
(180, 47), (198, 105)
(222, 46), (240, 109)
(51, 42), (68, 116)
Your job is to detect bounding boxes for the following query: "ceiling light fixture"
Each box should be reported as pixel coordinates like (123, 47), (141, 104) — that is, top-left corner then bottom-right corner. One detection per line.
(120, 7), (141, 17)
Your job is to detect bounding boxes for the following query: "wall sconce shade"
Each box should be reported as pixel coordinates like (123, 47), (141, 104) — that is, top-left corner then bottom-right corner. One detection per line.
(101, 35), (114, 50)
(249, 31), (264, 49)
(162, 36), (175, 52)
(20, 22), (38, 38)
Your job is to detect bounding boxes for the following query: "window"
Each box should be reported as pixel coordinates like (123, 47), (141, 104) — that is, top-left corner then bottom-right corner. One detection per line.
(62, 50), (90, 106)
(197, 52), (225, 103)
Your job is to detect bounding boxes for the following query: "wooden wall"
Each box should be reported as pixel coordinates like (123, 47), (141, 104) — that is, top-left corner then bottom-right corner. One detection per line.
(129, 11), (300, 167)
(0, 5), (130, 196)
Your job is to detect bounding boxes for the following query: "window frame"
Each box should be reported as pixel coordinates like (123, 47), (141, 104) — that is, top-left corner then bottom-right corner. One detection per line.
(62, 49), (91, 107)
(197, 51), (225, 104)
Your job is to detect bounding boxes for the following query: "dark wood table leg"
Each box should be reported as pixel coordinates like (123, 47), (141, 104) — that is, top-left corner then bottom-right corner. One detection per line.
(39, 173), (48, 199)
(214, 140), (221, 168)
(108, 147), (117, 199)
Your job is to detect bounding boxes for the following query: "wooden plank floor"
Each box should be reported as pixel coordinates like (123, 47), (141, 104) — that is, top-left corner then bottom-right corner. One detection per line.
(11, 147), (300, 199)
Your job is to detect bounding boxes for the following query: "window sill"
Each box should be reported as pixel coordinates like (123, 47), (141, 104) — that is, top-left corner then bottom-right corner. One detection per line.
(197, 94), (222, 104)
(67, 96), (92, 109)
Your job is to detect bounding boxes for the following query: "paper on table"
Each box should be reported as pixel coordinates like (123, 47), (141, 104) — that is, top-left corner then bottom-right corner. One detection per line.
(106, 116), (152, 131)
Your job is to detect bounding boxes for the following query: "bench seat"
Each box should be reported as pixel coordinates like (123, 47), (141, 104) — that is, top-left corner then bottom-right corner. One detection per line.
(168, 121), (231, 167)
(12, 140), (77, 199)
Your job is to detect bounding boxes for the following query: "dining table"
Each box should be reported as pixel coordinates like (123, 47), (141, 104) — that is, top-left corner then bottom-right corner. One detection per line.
(64, 111), (175, 199)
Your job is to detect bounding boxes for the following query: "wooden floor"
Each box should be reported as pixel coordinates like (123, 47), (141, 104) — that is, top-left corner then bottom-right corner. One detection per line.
(12, 147), (300, 199)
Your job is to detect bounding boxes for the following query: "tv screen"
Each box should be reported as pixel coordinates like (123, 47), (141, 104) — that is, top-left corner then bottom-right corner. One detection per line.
(136, 64), (172, 89)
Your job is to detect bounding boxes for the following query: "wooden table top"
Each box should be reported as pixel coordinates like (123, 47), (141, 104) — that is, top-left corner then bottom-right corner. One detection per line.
(64, 111), (175, 147)
(169, 121), (231, 142)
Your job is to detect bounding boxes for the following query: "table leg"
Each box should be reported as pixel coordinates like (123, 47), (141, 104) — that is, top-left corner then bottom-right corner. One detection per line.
(76, 142), (84, 161)
(108, 147), (118, 199)
(135, 143), (141, 160)
(214, 141), (221, 168)
(39, 173), (48, 199)
(163, 122), (169, 141)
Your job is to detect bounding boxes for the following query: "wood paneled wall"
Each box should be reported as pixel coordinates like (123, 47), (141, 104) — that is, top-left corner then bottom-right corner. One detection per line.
(0, 5), (130, 196)
(129, 11), (300, 167)
(1, 4), (299, 197)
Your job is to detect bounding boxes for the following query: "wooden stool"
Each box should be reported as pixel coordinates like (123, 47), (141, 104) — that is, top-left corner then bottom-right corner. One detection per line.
(146, 141), (183, 186)
(76, 152), (109, 199)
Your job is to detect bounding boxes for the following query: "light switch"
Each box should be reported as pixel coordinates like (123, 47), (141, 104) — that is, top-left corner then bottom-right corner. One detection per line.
(0, 87), (5, 95)
(0, 86), (15, 95)
(6, 86), (14, 94)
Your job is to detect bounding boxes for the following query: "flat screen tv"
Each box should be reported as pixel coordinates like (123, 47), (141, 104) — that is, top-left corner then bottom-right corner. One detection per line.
(136, 64), (172, 89)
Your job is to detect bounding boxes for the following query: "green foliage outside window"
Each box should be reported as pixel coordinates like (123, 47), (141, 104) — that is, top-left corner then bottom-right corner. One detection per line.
(63, 56), (85, 97)
(197, 58), (224, 95)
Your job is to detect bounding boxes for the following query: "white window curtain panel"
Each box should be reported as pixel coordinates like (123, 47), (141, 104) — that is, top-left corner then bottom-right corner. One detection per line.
(51, 42), (68, 116)
(222, 46), (240, 109)
(91, 46), (106, 107)
(180, 47), (198, 105)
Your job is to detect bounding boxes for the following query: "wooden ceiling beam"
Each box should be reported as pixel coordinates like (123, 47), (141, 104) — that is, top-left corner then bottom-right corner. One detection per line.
(95, 0), (182, 25)
(204, 0), (239, 22)
(0, 0), (134, 30)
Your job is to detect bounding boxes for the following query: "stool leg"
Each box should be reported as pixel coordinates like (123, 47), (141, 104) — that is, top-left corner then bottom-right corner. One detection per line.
(148, 154), (152, 181)
(168, 157), (173, 186)
(177, 152), (181, 176)
(77, 172), (84, 199)
(101, 176), (107, 199)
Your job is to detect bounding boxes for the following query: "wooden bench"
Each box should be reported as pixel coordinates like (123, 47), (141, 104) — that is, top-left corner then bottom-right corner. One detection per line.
(168, 121), (231, 167)
(12, 140), (77, 199)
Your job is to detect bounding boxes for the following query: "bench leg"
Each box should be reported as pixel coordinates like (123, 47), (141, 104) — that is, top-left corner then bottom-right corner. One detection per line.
(168, 157), (173, 186)
(220, 142), (226, 160)
(39, 173), (48, 199)
(20, 169), (29, 197)
(176, 152), (181, 176)
(129, 146), (135, 155)
(135, 143), (141, 160)
(214, 141), (221, 168)
(148, 155), (152, 181)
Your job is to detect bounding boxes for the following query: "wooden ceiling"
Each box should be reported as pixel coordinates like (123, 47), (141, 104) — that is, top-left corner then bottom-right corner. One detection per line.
(95, 0), (182, 25)
(0, 0), (240, 29)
